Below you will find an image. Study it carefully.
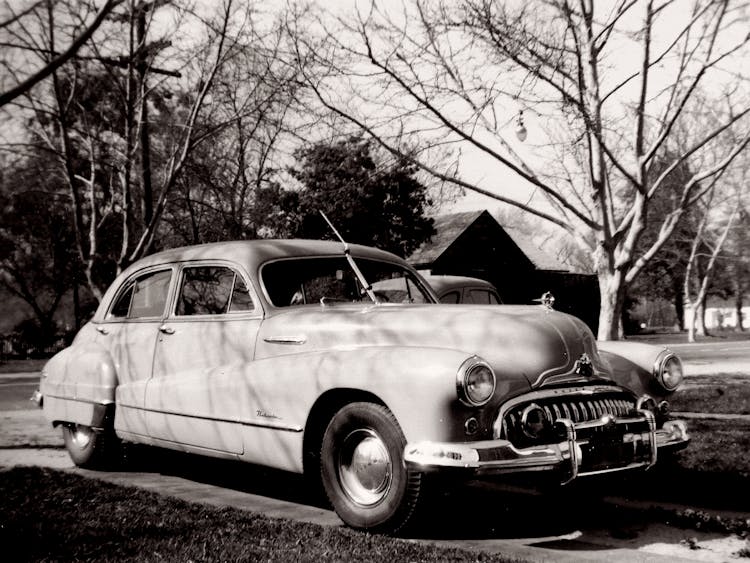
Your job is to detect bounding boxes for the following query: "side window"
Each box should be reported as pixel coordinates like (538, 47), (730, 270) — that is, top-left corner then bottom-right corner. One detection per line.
(177, 266), (254, 316)
(109, 283), (135, 318)
(129, 270), (172, 318)
(439, 291), (460, 304)
(229, 274), (255, 312)
(467, 289), (492, 304)
(466, 289), (501, 304)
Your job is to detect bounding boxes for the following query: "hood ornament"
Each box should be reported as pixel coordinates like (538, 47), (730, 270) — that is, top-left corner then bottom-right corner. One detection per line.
(534, 291), (555, 310)
(574, 353), (593, 377)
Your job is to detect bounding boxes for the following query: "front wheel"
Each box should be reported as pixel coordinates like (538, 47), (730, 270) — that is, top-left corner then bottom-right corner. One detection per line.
(62, 424), (120, 469)
(320, 402), (423, 534)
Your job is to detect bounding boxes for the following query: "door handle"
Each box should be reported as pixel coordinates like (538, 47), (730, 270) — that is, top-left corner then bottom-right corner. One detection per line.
(95, 326), (109, 335)
(159, 325), (175, 335)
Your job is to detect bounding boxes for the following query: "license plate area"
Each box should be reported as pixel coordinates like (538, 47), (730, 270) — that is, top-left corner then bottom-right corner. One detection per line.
(575, 418), (654, 473)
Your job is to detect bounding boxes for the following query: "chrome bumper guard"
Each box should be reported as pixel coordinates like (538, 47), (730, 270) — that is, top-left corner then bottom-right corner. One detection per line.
(30, 389), (43, 407)
(404, 411), (689, 484)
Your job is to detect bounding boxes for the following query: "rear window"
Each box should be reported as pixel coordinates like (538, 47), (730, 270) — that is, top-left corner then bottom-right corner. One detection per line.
(177, 266), (255, 316)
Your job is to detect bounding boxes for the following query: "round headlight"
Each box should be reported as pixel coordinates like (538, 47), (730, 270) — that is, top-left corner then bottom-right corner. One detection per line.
(457, 358), (496, 407)
(654, 352), (683, 391)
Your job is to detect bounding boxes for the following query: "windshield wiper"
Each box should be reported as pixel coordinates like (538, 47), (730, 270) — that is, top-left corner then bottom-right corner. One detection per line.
(319, 211), (379, 305)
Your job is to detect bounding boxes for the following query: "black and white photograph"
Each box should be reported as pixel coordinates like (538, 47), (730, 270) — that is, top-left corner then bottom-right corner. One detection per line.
(1, 0), (749, 560)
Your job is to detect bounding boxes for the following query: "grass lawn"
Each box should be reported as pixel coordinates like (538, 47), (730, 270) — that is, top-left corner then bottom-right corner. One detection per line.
(0, 466), (524, 563)
(670, 374), (750, 415)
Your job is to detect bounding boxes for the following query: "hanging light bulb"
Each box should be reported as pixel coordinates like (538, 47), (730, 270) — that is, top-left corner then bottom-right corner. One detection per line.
(515, 110), (527, 142)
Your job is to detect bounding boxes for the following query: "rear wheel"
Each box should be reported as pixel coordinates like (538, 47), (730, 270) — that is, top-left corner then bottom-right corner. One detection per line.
(62, 424), (120, 469)
(320, 402), (423, 534)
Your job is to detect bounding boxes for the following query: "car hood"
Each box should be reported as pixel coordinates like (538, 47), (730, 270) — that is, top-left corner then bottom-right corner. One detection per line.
(256, 304), (610, 391)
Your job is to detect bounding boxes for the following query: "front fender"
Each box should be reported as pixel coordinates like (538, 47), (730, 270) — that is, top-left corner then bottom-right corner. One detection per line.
(597, 341), (677, 399)
(248, 346), (481, 444)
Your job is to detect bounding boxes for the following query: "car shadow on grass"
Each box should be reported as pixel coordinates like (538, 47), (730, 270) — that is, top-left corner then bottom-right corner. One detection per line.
(110, 443), (749, 549)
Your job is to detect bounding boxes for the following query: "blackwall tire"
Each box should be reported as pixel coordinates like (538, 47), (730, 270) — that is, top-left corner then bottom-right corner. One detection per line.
(320, 402), (422, 534)
(62, 424), (119, 469)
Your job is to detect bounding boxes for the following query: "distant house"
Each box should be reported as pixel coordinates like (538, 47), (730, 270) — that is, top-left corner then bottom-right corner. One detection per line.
(702, 296), (749, 330)
(408, 210), (600, 330)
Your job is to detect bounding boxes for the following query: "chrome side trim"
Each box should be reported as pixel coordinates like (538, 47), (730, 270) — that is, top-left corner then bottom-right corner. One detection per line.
(118, 403), (304, 433)
(263, 336), (307, 345)
(44, 393), (115, 406)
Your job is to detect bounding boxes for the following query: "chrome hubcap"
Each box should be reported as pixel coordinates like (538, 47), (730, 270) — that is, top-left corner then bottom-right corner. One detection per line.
(338, 429), (392, 506)
(70, 425), (93, 448)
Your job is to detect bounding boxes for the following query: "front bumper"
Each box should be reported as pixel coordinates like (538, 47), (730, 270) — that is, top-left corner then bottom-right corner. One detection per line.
(404, 412), (689, 484)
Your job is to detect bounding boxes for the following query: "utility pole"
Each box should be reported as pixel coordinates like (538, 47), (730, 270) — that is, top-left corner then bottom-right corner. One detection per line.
(135, 3), (153, 226)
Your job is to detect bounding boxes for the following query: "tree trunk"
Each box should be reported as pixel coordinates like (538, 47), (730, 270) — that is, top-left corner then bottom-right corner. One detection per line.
(685, 302), (697, 342)
(735, 292), (745, 332)
(73, 280), (80, 331)
(597, 271), (626, 341)
(672, 276), (685, 330)
(697, 296), (708, 336)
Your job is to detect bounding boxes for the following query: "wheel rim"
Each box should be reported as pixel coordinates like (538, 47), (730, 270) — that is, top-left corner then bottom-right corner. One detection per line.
(70, 425), (94, 449)
(338, 428), (392, 506)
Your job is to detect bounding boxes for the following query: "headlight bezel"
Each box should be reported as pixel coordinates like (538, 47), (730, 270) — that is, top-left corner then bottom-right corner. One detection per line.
(456, 356), (496, 407)
(653, 350), (684, 392)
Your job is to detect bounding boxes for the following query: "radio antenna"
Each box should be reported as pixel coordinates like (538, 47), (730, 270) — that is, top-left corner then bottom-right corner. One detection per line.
(319, 211), (379, 304)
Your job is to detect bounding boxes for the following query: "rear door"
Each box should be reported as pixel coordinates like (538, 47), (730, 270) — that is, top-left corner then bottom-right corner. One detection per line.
(145, 262), (261, 453)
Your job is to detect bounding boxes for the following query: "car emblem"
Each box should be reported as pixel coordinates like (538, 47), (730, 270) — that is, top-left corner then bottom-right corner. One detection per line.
(574, 353), (593, 377)
(534, 291), (555, 310)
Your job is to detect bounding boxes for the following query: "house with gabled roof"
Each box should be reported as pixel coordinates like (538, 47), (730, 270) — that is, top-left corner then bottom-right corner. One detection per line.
(408, 210), (600, 330)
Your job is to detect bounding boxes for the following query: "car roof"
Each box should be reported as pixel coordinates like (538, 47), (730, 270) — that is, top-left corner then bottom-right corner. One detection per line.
(420, 274), (498, 294)
(121, 239), (407, 276)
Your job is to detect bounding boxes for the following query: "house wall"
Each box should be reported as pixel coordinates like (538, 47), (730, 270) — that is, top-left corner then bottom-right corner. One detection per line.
(704, 307), (749, 330)
(425, 213), (600, 331)
(429, 212), (537, 304)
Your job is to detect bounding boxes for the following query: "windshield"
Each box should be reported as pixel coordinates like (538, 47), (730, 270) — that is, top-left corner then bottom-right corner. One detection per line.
(261, 256), (433, 307)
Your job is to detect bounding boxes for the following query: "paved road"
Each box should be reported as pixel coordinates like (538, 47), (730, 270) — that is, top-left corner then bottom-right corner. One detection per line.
(666, 340), (750, 376)
(667, 340), (750, 361)
(2, 371), (749, 562)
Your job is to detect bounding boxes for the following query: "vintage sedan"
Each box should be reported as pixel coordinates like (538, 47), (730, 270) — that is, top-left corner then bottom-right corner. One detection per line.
(37, 239), (688, 533)
(420, 274), (503, 304)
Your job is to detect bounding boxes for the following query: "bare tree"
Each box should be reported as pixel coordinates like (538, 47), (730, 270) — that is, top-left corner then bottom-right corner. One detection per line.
(291, 0), (750, 339)
(163, 16), (306, 245)
(683, 183), (742, 341)
(2, 0), (273, 300)
(0, 0), (122, 107)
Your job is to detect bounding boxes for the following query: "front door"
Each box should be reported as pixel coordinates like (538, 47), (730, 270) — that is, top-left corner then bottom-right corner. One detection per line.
(145, 263), (261, 454)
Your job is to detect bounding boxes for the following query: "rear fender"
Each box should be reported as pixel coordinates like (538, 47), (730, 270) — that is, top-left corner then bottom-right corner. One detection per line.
(41, 343), (117, 428)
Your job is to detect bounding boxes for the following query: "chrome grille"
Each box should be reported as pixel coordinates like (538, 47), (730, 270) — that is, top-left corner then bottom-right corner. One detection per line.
(501, 393), (637, 447)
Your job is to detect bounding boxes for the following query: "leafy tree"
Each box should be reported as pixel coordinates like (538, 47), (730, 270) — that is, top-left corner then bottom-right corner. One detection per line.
(283, 137), (435, 257)
(0, 153), (80, 345)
